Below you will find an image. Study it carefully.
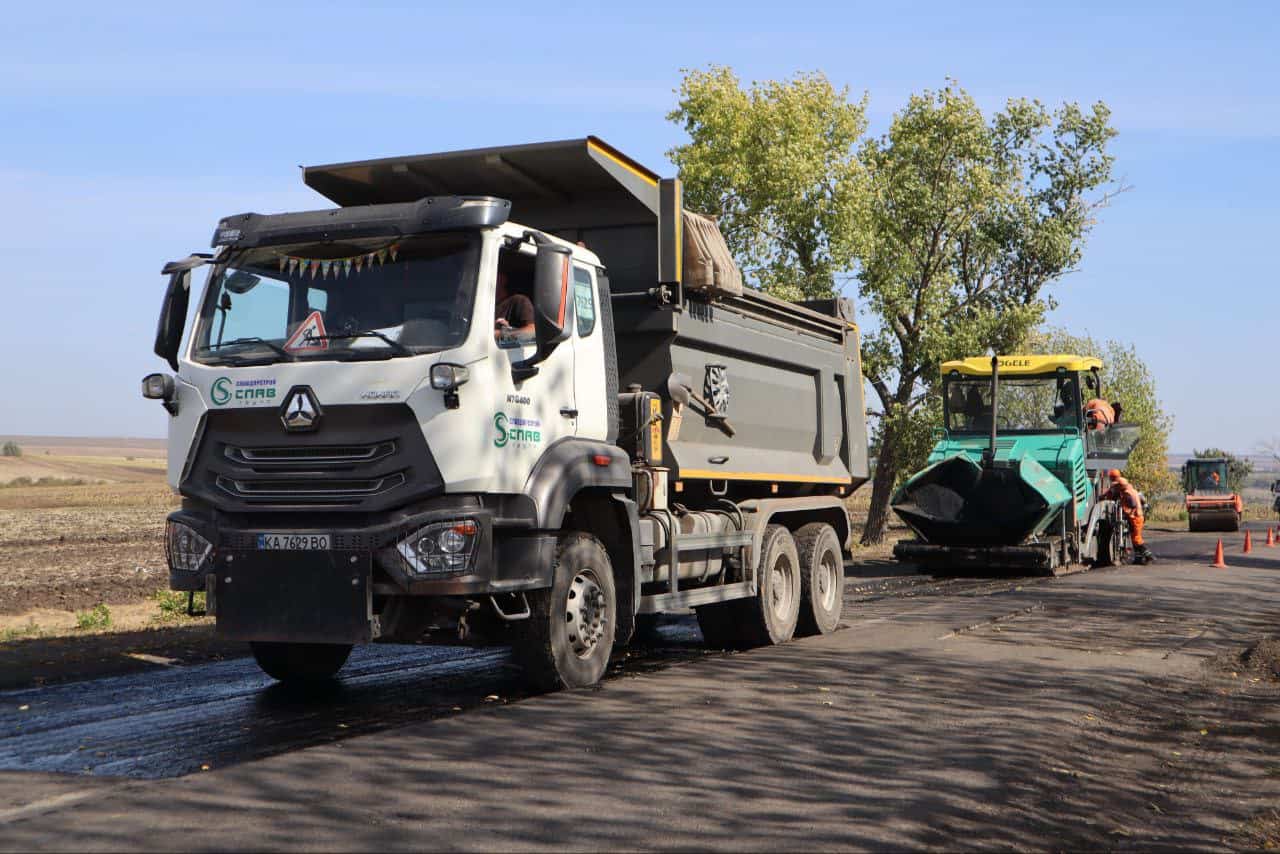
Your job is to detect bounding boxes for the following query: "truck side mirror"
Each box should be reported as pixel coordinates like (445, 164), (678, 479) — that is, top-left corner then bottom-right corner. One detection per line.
(154, 270), (192, 371)
(512, 240), (572, 381)
(154, 254), (213, 371)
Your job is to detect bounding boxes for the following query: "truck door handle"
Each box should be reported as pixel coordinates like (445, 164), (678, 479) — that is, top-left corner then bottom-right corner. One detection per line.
(560, 407), (578, 418)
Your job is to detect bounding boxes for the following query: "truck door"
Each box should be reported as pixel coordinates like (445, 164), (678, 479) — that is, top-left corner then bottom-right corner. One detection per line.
(488, 248), (577, 494)
(569, 264), (608, 441)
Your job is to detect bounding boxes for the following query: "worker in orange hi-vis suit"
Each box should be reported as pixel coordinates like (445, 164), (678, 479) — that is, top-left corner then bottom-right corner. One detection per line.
(1084, 398), (1116, 432)
(1105, 469), (1154, 565)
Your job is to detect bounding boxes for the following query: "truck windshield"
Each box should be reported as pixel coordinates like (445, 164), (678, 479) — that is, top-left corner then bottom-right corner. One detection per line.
(192, 233), (479, 365)
(944, 375), (1082, 433)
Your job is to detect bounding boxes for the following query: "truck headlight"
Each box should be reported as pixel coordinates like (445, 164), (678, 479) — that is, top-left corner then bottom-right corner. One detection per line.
(397, 519), (479, 575)
(166, 521), (212, 573)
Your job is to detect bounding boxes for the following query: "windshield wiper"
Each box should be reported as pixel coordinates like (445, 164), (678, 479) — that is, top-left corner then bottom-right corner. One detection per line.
(202, 353), (281, 367)
(200, 337), (295, 361)
(306, 331), (413, 356)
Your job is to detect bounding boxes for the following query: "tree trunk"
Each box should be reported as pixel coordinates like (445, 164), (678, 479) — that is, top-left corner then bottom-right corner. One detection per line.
(861, 421), (900, 545)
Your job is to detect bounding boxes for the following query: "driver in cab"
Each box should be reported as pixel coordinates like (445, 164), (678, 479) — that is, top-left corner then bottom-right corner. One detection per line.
(494, 271), (535, 345)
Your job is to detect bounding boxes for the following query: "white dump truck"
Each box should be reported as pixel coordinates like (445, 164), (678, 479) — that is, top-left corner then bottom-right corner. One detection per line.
(145, 137), (869, 688)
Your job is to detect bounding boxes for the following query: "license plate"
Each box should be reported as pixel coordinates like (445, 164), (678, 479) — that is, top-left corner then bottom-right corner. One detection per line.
(256, 533), (331, 550)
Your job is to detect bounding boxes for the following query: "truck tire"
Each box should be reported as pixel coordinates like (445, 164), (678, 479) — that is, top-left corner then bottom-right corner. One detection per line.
(250, 642), (352, 683)
(738, 524), (801, 648)
(515, 533), (616, 690)
(795, 523), (844, 637)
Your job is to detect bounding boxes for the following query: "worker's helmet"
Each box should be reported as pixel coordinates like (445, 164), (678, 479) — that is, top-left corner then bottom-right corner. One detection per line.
(1107, 469), (1122, 480)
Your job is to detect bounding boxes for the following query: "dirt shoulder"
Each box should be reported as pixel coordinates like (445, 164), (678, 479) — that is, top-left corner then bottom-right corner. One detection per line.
(0, 623), (241, 692)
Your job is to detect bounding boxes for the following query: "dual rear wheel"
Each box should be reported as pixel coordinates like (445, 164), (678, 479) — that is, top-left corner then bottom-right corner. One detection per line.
(696, 522), (844, 650)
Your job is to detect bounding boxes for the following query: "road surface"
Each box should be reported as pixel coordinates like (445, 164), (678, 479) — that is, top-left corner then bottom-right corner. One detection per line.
(1, 525), (1277, 850)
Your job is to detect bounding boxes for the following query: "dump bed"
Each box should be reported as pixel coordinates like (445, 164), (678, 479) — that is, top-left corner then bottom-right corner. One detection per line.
(306, 137), (869, 493)
(613, 289), (866, 491)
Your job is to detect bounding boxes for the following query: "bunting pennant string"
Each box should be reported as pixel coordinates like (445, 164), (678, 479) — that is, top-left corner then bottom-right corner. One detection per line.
(274, 242), (401, 279)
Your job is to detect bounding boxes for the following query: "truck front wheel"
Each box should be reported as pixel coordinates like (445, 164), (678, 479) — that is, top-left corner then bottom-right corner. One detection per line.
(516, 533), (617, 690)
(250, 641), (352, 683)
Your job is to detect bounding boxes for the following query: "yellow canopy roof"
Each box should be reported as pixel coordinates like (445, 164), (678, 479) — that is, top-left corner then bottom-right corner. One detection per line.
(940, 354), (1103, 377)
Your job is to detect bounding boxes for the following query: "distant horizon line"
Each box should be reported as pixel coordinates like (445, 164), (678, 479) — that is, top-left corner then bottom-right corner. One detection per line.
(0, 433), (1271, 461)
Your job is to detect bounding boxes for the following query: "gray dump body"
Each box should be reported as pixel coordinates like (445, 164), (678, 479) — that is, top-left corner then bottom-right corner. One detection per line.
(306, 136), (869, 495)
(613, 292), (866, 494)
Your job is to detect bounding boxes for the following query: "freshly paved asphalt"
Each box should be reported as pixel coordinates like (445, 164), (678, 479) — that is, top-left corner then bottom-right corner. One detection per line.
(1, 524), (1277, 850)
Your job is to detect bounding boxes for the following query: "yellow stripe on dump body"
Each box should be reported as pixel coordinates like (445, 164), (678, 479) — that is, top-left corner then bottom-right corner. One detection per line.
(674, 178), (682, 274)
(678, 469), (853, 485)
(940, 354), (1103, 377)
(586, 139), (660, 187)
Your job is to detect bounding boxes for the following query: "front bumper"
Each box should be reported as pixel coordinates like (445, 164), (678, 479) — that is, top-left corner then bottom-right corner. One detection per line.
(167, 498), (556, 598)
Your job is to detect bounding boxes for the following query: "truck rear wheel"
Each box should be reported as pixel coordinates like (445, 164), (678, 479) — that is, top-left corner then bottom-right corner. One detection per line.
(516, 533), (616, 691)
(250, 641), (352, 683)
(738, 524), (801, 648)
(795, 523), (844, 636)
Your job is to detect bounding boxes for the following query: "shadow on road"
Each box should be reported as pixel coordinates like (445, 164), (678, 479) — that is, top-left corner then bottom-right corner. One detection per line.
(5, 544), (1278, 850)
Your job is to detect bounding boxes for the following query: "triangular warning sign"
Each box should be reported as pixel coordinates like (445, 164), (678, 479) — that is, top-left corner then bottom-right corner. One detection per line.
(283, 310), (329, 352)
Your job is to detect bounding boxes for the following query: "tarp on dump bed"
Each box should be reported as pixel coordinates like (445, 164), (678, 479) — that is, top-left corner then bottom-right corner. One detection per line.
(682, 211), (743, 298)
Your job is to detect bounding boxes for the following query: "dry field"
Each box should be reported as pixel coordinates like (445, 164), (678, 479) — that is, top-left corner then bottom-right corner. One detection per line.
(0, 436), (164, 486)
(0, 437), (179, 628)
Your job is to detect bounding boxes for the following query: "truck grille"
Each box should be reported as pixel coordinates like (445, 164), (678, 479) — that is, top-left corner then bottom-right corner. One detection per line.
(226, 441), (396, 467)
(215, 472), (407, 502)
(183, 403), (443, 512)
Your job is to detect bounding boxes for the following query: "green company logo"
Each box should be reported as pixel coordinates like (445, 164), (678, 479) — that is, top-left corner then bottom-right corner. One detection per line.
(211, 377), (232, 406)
(493, 412), (509, 448)
(493, 411), (540, 448)
(210, 376), (277, 407)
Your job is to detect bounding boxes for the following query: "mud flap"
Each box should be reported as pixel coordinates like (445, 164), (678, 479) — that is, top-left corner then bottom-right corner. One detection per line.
(215, 551), (372, 644)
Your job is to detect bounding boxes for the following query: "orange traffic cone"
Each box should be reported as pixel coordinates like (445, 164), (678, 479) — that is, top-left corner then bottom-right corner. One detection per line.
(1244, 530), (1253, 554)
(1268, 528), (1276, 547)
(1212, 539), (1227, 568)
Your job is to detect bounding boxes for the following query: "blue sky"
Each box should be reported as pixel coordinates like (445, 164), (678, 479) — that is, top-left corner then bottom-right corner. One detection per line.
(1, 0), (1276, 452)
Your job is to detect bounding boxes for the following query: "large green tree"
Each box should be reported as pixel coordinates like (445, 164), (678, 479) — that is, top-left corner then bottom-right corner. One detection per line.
(1030, 327), (1176, 496)
(665, 70), (1120, 543)
(667, 66), (870, 299)
(858, 84), (1118, 543)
